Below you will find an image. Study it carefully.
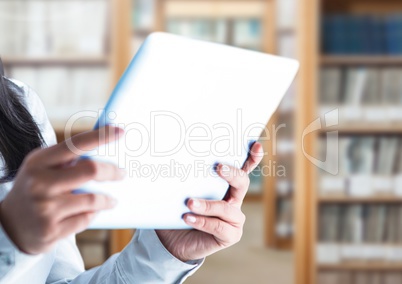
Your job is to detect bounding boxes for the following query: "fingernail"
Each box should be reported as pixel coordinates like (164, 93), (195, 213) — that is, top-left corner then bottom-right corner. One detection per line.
(186, 215), (197, 223)
(191, 199), (201, 208)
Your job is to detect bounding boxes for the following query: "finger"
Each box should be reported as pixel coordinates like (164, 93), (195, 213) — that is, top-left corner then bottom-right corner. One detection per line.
(47, 159), (126, 195)
(28, 126), (124, 167)
(242, 142), (264, 174)
(217, 164), (249, 207)
(187, 198), (245, 226)
(57, 212), (97, 239)
(55, 193), (116, 221)
(183, 214), (242, 245)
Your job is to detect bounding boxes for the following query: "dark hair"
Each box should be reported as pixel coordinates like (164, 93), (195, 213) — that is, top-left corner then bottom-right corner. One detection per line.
(0, 59), (45, 182)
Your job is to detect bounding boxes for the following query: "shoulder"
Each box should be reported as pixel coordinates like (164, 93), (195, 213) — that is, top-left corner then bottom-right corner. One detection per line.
(7, 78), (40, 112)
(6, 78), (57, 147)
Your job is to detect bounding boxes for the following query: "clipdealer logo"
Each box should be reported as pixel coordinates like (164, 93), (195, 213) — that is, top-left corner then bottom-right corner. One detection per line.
(302, 108), (339, 175)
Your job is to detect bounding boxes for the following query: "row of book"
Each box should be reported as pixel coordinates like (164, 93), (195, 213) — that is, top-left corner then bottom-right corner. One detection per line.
(322, 14), (402, 54)
(276, 198), (293, 237)
(318, 271), (402, 284)
(320, 67), (402, 105)
(319, 136), (402, 196)
(8, 66), (110, 122)
(132, 0), (155, 31)
(276, 178), (294, 196)
(0, 0), (108, 56)
(321, 136), (402, 176)
(276, 113), (295, 139)
(276, 0), (296, 30)
(166, 19), (263, 51)
(317, 204), (402, 263)
(320, 67), (402, 122)
(319, 204), (402, 243)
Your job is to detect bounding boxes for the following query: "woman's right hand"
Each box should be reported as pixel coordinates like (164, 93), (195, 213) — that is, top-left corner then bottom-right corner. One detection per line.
(0, 126), (125, 255)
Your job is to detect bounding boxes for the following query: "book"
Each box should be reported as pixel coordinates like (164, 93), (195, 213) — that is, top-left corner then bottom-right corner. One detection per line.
(340, 205), (363, 243)
(276, 0), (296, 30)
(166, 19), (228, 44)
(317, 271), (352, 284)
(132, 0), (155, 31)
(319, 205), (341, 242)
(345, 137), (375, 175)
(383, 272), (402, 284)
(278, 33), (297, 59)
(0, 0), (108, 56)
(317, 272), (402, 284)
(25, 0), (48, 56)
(385, 205), (398, 243)
(233, 19), (262, 50)
(355, 272), (371, 284)
(367, 15), (386, 54)
(385, 14), (402, 55)
(342, 68), (367, 106)
(320, 68), (342, 105)
(323, 13), (402, 55)
(276, 199), (293, 237)
(10, 66), (110, 122)
(394, 138), (402, 174)
(361, 69), (381, 106)
(382, 68), (402, 104)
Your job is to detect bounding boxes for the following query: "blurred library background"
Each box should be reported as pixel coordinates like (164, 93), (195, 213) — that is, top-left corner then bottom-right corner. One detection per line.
(0, 0), (402, 284)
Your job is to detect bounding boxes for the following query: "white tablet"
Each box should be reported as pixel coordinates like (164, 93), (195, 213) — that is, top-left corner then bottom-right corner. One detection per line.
(80, 32), (299, 229)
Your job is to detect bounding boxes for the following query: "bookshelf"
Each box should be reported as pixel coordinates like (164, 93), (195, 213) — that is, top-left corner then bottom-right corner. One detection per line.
(296, 0), (402, 284)
(0, 0), (133, 267)
(321, 56), (402, 66)
(2, 56), (110, 66)
(318, 262), (402, 271)
(319, 196), (402, 204)
(264, 0), (298, 250)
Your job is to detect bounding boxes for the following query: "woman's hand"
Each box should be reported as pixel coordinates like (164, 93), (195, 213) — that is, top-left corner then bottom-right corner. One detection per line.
(0, 126), (125, 255)
(156, 142), (263, 262)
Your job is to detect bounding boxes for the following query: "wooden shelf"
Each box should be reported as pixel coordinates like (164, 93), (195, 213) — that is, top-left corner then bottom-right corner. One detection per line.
(2, 56), (110, 66)
(277, 193), (293, 200)
(277, 27), (295, 35)
(299, 0), (402, 283)
(318, 262), (402, 271)
(132, 28), (153, 37)
(276, 236), (293, 250)
(320, 125), (402, 135)
(319, 195), (402, 204)
(245, 192), (262, 202)
(321, 55), (402, 66)
(164, 0), (267, 18)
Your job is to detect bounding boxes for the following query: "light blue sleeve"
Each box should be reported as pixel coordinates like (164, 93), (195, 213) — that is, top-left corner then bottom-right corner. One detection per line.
(48, 230), (203, 284)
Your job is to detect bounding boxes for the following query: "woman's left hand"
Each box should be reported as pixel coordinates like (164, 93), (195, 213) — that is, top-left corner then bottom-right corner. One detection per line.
(156, 142), (263, 262)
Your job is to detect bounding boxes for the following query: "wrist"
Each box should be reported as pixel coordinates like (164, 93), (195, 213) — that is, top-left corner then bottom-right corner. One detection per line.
(0, 202), (16, 246)
(0, 201), (25, 254)
(155, 230), (190, 263)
